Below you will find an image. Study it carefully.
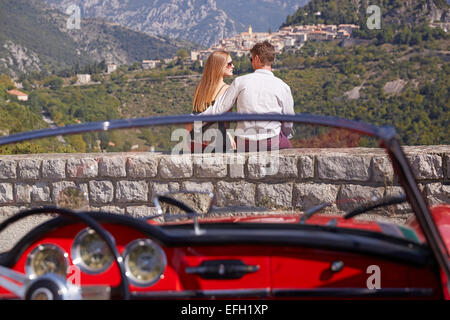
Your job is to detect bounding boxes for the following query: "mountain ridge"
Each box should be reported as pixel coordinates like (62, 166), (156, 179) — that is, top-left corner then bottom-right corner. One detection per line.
(42, 0), (308, 46)
(0, 0), (195, 77)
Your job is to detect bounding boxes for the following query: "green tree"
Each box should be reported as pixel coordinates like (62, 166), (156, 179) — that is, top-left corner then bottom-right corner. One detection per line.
(176, 49), (189, 60)
(44, 76), (64, 90)
(65, 134), (86, 152)
(0, 74), (15, 90)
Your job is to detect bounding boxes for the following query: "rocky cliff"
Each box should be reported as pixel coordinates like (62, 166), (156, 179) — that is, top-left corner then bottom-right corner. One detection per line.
(43, 0), (307, 46)
(0, 0), (190, 77)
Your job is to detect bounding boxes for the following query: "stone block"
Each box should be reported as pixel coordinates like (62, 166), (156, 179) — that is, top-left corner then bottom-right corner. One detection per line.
(42, 159), (66, 179)
(15, 183), (32, 203)
(127, 156), (158, 178)
(18, 159), (41, 180)
(337, 184), (385, 211)
(52, 181), (77, 203)
(98, 156), (126, 177)
(149, 182), (180, 200)
(248, 154), (284, 179)
(407, 154), (443, 179)
(67, 158), (98, 178)
(215, 181), (256, 207)
(317, 154), (371, 181)
(256, 183), (292, 208)
(293, 183), (339, 211)
(194, 157), (227, 178)
(0, 160), (16, 179)
(424, 183), (450, 206)
(116, 180), (148, 203)
(372, 156), (394, 183)
(383, 186), (412, 213)
(181, 181), (214, 193)
(298, 156), (314, 179)
(159, 155), (193, 178)
(229, 163), (245, 178)
(31, 183), (51, 203)
(89, 181), (114, 204)
(274, 156), (298, 178)
(0, 183), (13, 204)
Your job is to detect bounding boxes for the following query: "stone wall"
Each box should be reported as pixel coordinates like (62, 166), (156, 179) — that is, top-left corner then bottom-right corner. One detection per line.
(0, 146), (448, 251)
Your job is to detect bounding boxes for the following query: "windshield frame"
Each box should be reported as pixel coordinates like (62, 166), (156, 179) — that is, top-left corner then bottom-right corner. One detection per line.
(0, 112), (448, 285)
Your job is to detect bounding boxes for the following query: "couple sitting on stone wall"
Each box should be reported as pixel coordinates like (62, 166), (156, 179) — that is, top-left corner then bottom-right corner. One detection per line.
(186, 41), (295, 153)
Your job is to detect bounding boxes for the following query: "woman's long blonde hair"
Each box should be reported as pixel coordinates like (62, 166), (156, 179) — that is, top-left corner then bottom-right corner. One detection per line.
(193, 50), (229, 113)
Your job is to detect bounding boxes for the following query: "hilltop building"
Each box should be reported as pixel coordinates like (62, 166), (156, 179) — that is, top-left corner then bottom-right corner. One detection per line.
(142, 60), (160, 69)
(77, 74), (91, 85)
(7, 89), (28, 101)
(107, 63), (117, 74)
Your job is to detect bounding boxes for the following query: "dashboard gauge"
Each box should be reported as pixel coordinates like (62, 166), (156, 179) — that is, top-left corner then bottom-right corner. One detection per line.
(25, 244), (69, 279)
(71, 228), (113, 274)
(123, 239), (166, 287)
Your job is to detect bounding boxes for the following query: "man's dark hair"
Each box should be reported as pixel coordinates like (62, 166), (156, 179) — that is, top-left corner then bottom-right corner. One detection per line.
(250, 41), (275, 65)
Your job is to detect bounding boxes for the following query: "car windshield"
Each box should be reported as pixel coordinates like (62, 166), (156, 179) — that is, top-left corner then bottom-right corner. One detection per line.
(1, 115), (445, 249)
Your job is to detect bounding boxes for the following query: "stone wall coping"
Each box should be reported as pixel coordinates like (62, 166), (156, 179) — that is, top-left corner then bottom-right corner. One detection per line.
(0, 145), (448, 160)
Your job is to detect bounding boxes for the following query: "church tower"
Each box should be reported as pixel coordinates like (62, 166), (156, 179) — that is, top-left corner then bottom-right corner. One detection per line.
(248, 25), (253, 35)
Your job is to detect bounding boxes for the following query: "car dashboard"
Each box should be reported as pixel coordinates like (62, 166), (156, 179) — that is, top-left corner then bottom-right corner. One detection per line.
(0, 210), (444, 300)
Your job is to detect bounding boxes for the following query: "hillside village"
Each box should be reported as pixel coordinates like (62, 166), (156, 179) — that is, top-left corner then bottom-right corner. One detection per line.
(137, 23), (360, 70)
(192, 23), (360, 62)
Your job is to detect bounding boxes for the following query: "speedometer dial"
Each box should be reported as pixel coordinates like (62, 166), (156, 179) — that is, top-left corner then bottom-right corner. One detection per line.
(123, 239), (166, 287)
(71, 228), (113, 274)
(25, 244), (69, 279)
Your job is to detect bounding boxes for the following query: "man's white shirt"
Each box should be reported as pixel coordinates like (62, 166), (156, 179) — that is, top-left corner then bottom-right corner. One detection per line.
(200, 69), (295, 140)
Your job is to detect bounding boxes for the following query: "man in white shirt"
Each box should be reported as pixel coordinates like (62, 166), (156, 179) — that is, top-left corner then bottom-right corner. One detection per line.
(200, 41), (295, 152)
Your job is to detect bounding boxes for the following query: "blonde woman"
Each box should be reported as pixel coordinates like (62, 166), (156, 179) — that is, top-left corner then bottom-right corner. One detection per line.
(188, 50), (235, 151)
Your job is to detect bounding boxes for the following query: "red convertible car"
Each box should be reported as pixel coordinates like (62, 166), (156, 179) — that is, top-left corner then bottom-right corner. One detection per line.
(0, 113), (448, 300)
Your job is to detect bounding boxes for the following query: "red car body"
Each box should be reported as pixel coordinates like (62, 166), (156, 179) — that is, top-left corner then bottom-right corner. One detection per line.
(0, 205), (448, 299)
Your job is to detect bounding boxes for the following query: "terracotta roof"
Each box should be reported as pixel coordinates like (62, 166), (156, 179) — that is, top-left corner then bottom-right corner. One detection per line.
(7, 89), (28, 96)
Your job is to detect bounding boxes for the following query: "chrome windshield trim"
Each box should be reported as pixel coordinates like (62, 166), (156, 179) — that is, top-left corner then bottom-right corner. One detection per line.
(0, 113), (390, 146)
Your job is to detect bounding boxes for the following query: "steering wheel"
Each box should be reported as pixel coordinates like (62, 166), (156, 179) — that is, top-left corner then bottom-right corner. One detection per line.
(0, 207), (130, 300)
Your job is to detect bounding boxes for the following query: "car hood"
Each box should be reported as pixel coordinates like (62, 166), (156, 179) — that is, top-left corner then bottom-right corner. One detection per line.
(147, 213), (422, 243)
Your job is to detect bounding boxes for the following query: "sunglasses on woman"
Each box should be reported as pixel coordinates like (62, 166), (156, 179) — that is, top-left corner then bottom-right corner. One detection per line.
(226, 62), (234, 68)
